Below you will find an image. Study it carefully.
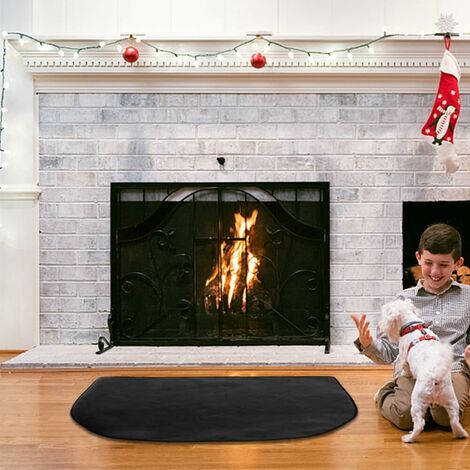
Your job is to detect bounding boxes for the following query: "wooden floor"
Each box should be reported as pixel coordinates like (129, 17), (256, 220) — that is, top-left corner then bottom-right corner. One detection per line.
(1, 352), (470, 470)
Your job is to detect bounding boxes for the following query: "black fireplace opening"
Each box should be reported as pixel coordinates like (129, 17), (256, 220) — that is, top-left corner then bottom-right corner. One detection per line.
(110, 183), (330, 350)
(403, 201), (470, 289)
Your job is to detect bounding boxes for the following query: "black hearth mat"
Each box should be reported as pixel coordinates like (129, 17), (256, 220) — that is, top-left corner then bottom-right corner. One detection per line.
(71, 376), (357, 442)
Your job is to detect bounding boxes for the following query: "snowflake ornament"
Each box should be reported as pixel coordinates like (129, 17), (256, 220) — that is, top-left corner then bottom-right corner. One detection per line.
(435, 13), (458, 33)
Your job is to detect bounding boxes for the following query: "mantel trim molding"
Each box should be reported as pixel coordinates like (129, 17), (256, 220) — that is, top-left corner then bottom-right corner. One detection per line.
(0, 185), (42, 201)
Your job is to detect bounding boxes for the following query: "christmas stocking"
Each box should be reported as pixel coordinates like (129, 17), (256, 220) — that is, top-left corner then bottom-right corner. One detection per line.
(421, 47), (461, 173)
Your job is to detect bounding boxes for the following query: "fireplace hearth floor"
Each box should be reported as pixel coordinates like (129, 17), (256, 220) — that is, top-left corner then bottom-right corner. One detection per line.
(2, 345), (372, 369)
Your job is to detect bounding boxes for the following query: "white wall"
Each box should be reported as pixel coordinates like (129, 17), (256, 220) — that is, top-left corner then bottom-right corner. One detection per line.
(1, 0), (470, 38)
(0, 0), (33, 33)
(0, 36), (38, 349)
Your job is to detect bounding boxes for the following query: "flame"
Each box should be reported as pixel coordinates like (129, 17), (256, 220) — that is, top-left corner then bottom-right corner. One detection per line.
(205, 210), (260, 312)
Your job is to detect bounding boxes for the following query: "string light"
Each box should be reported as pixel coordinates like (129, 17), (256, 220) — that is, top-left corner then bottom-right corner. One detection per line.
(4, 30), (443, 67)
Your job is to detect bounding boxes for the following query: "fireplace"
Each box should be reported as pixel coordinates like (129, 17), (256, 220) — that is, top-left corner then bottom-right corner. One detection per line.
(107, 183), (330, 350)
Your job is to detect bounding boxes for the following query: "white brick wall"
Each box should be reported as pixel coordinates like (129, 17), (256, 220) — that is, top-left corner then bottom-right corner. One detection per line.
(38, 93), (470, 345)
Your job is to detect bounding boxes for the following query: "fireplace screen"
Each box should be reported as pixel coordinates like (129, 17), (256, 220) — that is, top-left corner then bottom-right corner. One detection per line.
(110, 183), (330, 349)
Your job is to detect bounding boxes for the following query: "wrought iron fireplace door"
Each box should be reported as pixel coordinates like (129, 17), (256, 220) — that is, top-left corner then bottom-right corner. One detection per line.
(110, 183), (330, 350)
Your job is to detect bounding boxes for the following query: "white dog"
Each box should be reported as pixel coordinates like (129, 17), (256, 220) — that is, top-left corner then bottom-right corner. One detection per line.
(379, 298), (468, 443)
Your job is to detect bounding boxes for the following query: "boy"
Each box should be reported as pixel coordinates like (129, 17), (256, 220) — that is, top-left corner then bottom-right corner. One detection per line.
(352, 223), (470, 430)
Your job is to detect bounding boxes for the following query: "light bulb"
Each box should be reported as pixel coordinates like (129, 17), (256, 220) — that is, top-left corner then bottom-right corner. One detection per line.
(263, 43), (271, 53)
(1, 31), (7, 38)
(235, 49), (243, 59)
(2, 82), (9, 89)
(73, 51), (79, 60)
(116, 44), (123, 52)
(1, 107), (7, 113)
(99, 41), (106, 48)
(0, 184), (9, 190)
(368, 45), (375, 54)
(288, 50), (294, 59)
(19, 36), (25, 46)
(347, 51), (353, 61)
(2, 122), (7, 129)
(216, 54), (224, 62)
(58, 49), (64, 56)
(136, 37), (141, 43)
(193, 58), (200, 68)
(252, 42), (259, 51)
(382, 25), (387, 35)
(37, 42), (45, 50)
(0, 161), (9, 170)
(307, 54), (314, 64)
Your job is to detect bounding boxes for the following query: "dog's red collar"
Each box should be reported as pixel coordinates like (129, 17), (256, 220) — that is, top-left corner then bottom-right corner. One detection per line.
(400, 321), (427, 337)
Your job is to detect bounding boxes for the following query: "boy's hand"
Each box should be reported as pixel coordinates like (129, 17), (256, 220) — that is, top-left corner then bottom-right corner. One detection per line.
(465, 345), (470, 368)
(351, 313), (372, 349)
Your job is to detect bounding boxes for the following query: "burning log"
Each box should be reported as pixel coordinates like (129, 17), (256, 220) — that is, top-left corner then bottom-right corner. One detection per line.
(204, 210), (262, 315)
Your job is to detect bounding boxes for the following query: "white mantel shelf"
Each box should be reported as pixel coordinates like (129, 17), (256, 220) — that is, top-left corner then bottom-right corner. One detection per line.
(8, 37), (470, 93)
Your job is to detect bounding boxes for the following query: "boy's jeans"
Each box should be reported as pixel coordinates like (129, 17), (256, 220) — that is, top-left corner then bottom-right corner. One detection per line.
(376, 372), (470, 430)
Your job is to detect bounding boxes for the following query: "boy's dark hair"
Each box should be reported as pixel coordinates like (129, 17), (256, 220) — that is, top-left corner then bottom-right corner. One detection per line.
(418, 223), (462, 261)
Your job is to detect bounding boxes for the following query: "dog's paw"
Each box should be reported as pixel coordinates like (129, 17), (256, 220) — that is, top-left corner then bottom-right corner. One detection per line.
(454, 429), (468, 439)
(401, 433), (417, 443)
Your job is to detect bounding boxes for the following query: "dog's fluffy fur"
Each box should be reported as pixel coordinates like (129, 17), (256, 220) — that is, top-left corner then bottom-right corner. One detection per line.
(379, 298), (468, 443)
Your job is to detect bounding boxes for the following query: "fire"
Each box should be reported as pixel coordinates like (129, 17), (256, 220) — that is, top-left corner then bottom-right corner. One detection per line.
(205, 210), (260, 313)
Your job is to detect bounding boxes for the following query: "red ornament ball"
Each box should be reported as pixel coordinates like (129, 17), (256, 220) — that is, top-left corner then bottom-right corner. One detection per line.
(250, 52), (266, 69)
(123, 46), (139, 63)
